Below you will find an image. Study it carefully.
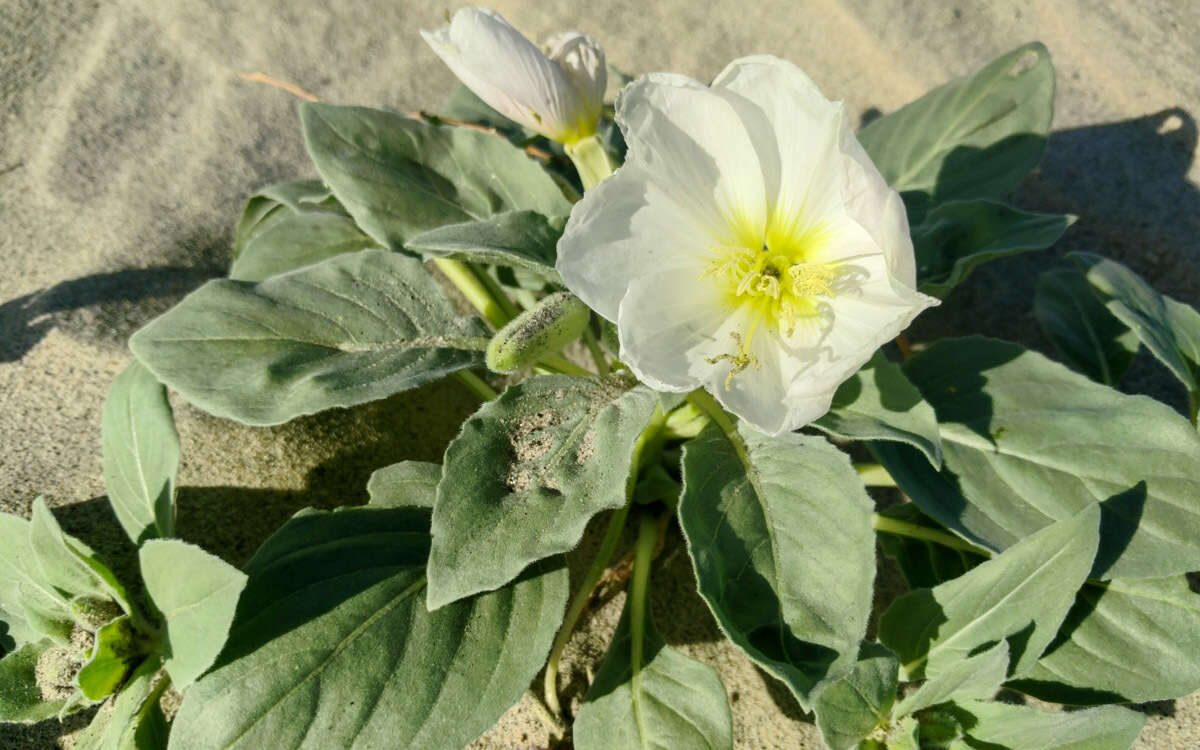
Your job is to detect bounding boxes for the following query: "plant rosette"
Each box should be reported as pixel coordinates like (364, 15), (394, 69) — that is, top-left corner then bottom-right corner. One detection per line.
(4, 6), (1199, 750)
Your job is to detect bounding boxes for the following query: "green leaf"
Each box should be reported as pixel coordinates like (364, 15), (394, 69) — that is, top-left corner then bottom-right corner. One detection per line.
(102, 360), (179, 544)
(910, 200), (1073, 297)
(0, 639), (72, 723)
(858, 42), (1054, 221)
(887, 716), (921, 750)
(130, 249), (490, 426)
(813, 351), (942, 466)
(366, 461), (440, 509)
(574, 596), (733, 750)
(1035, 268), (1138, 386)
(678, 424), (875, 709)
(230, 211), (380, 282)
(168, 506), (567, 750)
(0, 514), (72, 645)
(953, 699), (1145, 750)
(76, 617), (144, 701)
(75, 655), (169, 750)
(299, 103), (570, 251)
(29, 498), (130, 614)
(813, 643), (899, 750)
(233, 179), (342, 259)
(139, 540), (246, 690)
(871, 336), (1200, 579)
(879, 505), (1099, 680)
(404, 210), (564, 282)
(1072, 252), (1200, 394)
(876, 504), (986, 589)
(428, 374), (659, 608)
(1010, 575), (1200, 703)
(893, 640), (1008, 717)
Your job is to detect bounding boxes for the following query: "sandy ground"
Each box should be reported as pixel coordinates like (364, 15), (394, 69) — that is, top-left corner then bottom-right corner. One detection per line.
(2, 0), (1199, 747)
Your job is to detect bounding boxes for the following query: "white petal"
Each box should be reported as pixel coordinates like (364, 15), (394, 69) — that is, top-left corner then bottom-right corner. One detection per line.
(421, 9), (581, 141)
(616, 73), (769, 245)
(543, 32), (606, 133)
(616, 270), (730, 392)
(557, 165), (718, 321)
(713, 56), (845, 241)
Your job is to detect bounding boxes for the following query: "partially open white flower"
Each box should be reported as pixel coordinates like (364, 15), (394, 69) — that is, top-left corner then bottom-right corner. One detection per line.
(421, 8), (605, 144)
(557, 56), (938, 435)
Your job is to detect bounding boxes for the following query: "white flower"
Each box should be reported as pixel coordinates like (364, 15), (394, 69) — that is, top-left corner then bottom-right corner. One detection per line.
(421, 8), (606, 144)
(556, 56), (938, 435)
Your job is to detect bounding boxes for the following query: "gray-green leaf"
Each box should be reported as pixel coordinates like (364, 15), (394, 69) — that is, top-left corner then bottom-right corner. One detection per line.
(0, 639), (73, 723)
(879, 505), (1099, 680)
(30, 498), (130, 614)
(678, 424), (875, 709)
(1072, 252), (1200, 395)
(299, 103), (570, 251)
(428, 374), (659, 608)
(871, 336), (1200, 579)
(910, 200), (1073, 297)
(233, 179), (342, 260)
(230, 211), (380, 282)
(953, 699), (1144, 750)
(858, 42), (1054, 221)
(74, 655), (169, 750)
(139, 540), (246, 690)
(366, 461), (440, 509)
(574, 596), (733, 750)
(893, 640), (1008, 718)
(1010, 575), (1200, 703)
(102, 360), (179, 544)
(130, 249), (490, 426)
(167, 506), (567, 750)
(0, 514), (73, 645)
(1035, 268), (1138, 386)
(813, 643), (899, 750)
(813, 351), (942, 466)
(405, 210), (564, 282)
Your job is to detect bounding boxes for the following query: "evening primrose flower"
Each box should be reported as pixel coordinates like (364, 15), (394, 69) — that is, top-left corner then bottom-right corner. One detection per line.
(557, 56), (938, 435)
(421, 8), (605, 145)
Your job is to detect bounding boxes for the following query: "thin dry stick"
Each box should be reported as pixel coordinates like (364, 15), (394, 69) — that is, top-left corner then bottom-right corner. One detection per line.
(407, 110), (554, 161)
(895, 333), (914, 360)
(238, 72), (320, 102)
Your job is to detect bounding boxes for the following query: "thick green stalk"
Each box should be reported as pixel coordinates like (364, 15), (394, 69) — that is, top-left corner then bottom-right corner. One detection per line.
(871, 514), (991, 557)
(565, 134), (615, 191)
(582, 328), (610, 375)
(433, 257), (514, 329)
(856, 462), (898, 487)
(453, 370), (499, 401)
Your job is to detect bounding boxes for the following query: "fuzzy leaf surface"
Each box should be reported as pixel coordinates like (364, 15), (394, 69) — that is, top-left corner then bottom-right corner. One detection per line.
(679, 424), (875, 709)
(131, 249), (489, 425)
(428, 374), (659, 608)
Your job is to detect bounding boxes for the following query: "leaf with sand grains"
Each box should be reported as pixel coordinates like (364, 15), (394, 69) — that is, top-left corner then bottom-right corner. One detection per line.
(427, 374), (659, 608)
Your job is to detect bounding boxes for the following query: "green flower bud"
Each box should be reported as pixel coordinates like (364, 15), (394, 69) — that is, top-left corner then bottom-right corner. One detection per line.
(486, 292), (590, 374)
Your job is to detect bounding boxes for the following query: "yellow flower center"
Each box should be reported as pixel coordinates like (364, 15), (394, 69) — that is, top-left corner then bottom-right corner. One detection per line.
(701, 224), (845, 388)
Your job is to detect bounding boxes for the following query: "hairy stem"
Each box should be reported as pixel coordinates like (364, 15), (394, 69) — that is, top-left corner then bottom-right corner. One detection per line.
(582, 327), (610, 376)
(453, 370), (499, 401)
(433, 257), (514, 329)
(856, 462), (898, 487)
(629, 512), (659, 736)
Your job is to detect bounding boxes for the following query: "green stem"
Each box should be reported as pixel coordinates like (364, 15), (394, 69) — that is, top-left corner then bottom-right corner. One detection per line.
(542, 501), (631, 718)
(871, 514), (991, 557)
(542, 406), (666, 718)
(539, 354), (594, 377)
(433, 257), (513, 329)
(629, 512), (659, 732)
(1189, 390), (1199, 428)
(472, 263), (521, 321)
(454, 370), (499, 401)
(565, 134), (616, 191)
(582, 327), (610, 375)
(856, 462), (897, 487)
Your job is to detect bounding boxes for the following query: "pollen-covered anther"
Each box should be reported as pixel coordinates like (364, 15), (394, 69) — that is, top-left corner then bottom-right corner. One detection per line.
(706, 331), (761, 389)
(788, 262), (840, 298)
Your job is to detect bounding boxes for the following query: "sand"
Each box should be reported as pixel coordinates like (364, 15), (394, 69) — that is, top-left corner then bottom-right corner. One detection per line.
(2, 0), (1199, 747)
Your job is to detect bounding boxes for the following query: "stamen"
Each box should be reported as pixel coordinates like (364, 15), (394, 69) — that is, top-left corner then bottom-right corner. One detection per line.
(706, 331), (761, 389)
